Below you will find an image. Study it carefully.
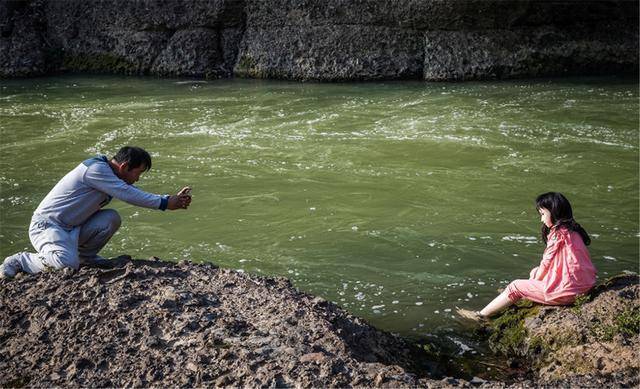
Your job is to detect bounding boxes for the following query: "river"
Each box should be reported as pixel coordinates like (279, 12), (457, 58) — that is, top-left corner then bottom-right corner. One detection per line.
(1, 75), (637, 338)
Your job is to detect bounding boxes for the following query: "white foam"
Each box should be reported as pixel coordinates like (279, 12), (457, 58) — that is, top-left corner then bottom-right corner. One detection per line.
(447, 336), (473, 355)
(501, 235), (537, 242)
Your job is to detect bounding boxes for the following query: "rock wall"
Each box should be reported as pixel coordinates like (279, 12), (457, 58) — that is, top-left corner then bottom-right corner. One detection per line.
(1, 0), (638, 80)
(0, 0), (48, 77)
(1, 0), (245, 78)
(236, 0), (639, 81)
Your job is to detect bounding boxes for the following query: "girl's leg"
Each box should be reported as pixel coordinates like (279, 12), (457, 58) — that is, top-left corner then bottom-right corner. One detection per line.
(479, 290), (514, 317)
(480, 278), (549, 317)
(459, 279), (545, 321)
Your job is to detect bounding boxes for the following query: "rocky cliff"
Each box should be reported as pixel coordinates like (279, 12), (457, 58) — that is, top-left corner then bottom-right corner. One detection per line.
(1, 0), (638, 80)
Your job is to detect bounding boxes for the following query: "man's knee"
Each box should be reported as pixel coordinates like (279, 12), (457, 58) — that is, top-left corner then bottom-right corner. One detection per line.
(102, 209), (121, 233)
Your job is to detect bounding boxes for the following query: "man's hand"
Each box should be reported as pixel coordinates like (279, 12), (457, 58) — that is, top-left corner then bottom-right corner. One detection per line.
(167, 186), (192, 210)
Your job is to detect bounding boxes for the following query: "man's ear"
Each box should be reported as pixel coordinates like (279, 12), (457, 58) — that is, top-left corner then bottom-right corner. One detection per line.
(120, 162), (130, 172)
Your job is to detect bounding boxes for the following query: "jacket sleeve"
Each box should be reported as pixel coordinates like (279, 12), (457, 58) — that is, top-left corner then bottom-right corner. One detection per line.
(84, 163), (169, 210)
(536, 232), (565, 280)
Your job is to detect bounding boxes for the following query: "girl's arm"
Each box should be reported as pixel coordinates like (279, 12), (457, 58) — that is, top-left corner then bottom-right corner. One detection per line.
(534, 231), (564, 281)
(529, 266), (539, 279)
(534, 260), (551, 281)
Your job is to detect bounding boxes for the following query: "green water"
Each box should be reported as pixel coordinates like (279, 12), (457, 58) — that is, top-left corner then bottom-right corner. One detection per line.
(1, 75), (638, 338)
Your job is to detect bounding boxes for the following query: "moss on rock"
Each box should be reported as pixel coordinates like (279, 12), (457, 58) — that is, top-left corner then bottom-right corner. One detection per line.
(486, 274), (640, 385)
(234, 54), (263, 79)
(488, 300), (540, 357)
(62, 53), (137, 74)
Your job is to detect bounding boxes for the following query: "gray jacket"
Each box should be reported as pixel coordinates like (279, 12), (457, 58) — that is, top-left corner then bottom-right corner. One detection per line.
(33, 156), (168, 229)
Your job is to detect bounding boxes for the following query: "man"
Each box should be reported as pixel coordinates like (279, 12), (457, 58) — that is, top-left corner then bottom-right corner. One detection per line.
(0, 146), (192, 278)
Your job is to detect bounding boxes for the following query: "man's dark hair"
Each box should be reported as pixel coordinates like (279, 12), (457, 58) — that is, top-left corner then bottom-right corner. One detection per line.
(112, 146), (152, 172)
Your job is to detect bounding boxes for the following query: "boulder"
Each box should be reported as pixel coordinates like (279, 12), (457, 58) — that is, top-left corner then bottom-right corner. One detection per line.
(488, 274), (640, 386)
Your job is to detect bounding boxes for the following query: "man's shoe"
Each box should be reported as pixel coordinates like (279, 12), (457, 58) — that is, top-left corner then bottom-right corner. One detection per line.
(0, 253), (24, 278)
(79, 255), (113, 269)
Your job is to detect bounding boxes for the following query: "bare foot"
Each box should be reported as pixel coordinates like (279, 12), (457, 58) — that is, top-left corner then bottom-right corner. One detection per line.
(456, 308), (486, 322)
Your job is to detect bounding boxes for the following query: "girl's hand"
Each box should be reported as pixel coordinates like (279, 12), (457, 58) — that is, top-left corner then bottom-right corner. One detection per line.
(529, 266), (539, 280)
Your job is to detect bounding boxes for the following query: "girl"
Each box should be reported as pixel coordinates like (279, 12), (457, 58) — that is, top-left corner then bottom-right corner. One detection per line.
(457, 192), (597, 321)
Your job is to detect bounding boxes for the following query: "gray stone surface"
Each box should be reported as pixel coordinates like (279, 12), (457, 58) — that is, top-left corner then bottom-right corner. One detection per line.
(0, 0), (244, 78)
(1, 258), (636, 387)
(0, 0), (638, 80)
(423, 27), (639, 80)
(151, 28), (222, 78)
(235, 25), (423, 81)
(0, 0), (48, 77)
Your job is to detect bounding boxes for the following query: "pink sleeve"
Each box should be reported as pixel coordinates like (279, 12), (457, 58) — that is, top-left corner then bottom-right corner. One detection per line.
(537, 232), (565, 279)
(542, 232), (564, 262)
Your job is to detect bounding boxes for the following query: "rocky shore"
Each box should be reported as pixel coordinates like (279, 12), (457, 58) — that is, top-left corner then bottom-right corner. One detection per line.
(1, 0), (638, 80)
(486, 273), (640, 387)
(1, 257), (638, 387)
(0, 258), (464, 387)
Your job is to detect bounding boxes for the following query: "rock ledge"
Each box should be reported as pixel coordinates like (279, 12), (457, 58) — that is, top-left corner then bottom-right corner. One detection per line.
(0, 258), (460, 387)
(1, 258), (637, 387)
(488, 273), (640, 387)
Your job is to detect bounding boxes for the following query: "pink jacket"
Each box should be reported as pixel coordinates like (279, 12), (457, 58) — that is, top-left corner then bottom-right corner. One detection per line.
(532, 226), (597, 302)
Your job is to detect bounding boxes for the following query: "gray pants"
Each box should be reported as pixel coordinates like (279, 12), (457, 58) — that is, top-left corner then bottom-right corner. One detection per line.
(13, 209), (121, 274)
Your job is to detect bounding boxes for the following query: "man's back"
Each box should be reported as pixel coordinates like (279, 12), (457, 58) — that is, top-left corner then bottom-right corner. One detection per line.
(35, 156), (163, 229)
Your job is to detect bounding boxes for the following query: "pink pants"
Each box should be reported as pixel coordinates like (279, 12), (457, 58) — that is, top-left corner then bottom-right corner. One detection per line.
(505, 279), (575, 305)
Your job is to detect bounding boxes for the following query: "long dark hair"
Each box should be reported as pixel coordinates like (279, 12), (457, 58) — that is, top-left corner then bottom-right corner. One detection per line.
(535, 192), (590, 246)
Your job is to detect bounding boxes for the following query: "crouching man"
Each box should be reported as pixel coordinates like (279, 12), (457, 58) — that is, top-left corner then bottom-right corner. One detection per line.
(1, 146), (192, 278)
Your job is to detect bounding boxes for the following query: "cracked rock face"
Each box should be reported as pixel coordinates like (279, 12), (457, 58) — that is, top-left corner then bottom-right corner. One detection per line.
(1, 0), (243, 78)
(0, 259), (467, 387)
(1, 0), (637, 80)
